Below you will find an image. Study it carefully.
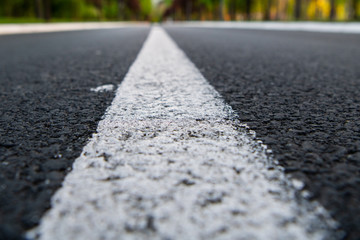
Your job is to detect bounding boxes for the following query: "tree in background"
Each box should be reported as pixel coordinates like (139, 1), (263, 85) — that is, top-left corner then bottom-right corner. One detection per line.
(0, 0), (359, 22)
(0, 0), (151, 21)
(244, 0), (252, 20)
(161, 0), (360, 21)
(353, 0), (360, 20)
(264, 0), (272, 20)
(0, 0), (36, 19)
(329, 0), (336, 20)
(294, 0), (301, 20)
(35, 0), (43, 19)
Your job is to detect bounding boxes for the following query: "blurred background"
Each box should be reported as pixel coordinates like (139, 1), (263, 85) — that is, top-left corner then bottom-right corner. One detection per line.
(0, 0), (359, 23)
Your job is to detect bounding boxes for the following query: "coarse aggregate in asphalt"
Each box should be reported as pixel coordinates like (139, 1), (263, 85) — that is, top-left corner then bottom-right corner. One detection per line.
(165, 27), (360, 240)
(0, 28), (149, 240)
(37, 27), (338, 240)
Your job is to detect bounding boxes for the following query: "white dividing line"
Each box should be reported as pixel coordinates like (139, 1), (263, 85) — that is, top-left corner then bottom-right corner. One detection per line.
(34, 26), (337, 240)
(166, 21), (360, 34)
(0, 22), (148, 35)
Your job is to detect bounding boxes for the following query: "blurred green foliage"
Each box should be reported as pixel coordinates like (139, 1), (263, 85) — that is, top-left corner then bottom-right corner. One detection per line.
(0, 0), (152, 22)
(0, 0), (359, 22)
(162, 0), (360, 21)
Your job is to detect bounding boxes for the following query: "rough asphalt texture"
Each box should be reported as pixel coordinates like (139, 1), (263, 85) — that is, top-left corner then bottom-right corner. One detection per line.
(0, 28), (149, 240)
(165, 27), (360, 240)
(37, 27), (337, 240)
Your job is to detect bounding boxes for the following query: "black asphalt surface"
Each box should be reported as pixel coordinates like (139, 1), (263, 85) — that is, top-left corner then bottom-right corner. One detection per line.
(165, 27), (360, 240)
(0, 28), (149, 239)
(1, 26), (359, 240)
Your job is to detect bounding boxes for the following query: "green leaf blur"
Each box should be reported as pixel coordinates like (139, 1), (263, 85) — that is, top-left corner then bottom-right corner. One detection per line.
(0, 0), (359, 22)
(0, 0), (152, 22)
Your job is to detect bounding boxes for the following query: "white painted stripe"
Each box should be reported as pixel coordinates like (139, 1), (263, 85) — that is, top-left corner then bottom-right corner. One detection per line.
(0, 22), (148, 35)
(90, 84), (115, 93)
(165, 21), (360, 34)
(34, 26), (338, 240)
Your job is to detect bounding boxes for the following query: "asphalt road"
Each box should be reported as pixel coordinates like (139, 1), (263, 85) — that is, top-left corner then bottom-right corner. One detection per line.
(0, 26), (359, 240)
(0, 28), (150, 239)
(165, 27), (360, 240)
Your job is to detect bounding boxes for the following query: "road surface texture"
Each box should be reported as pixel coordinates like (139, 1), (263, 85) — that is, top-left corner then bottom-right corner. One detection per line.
(0, 24), (359, 240)
(165, 26), (360, 240)
(33, 26), (337, 240)
(0, 28), (150, 239)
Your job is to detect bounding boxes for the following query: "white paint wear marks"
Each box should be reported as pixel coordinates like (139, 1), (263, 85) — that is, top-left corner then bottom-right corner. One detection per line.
(90, 84), (115, 93)
(36, 27), (337, 240)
